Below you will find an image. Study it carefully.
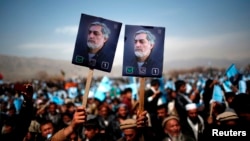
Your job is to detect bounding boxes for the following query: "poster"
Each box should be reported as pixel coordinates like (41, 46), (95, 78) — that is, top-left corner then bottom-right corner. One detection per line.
(72, 13), (122, 72)
(122, 25), (165, 77)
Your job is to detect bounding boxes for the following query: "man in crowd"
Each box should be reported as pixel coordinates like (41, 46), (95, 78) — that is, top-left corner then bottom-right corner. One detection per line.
(181, 103), (205, 141)
(174, 80), (192, 121)
(144, 79), (163, 127)
(118, 110), (153, 141)
(36, 120), (55, 141)
(161, 115), (195, 141)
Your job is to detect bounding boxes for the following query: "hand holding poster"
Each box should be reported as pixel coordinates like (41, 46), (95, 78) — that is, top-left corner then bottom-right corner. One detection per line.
(122, 25), (165, 77)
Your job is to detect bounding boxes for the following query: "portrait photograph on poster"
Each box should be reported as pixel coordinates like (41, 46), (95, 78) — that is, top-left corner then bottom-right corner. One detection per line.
(122, 25), (165, 77)
(72, 13), (122, 72)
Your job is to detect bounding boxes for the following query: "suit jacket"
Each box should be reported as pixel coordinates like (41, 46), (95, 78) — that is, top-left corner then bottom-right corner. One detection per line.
(144, 88), (162, 115)
(175, 93), (191, 120)
(122, 54), (163, 77)
(72, 44), (115, 72)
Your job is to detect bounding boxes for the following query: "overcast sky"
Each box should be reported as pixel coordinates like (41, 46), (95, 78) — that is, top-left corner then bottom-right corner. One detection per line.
(1, 0), (250, 67)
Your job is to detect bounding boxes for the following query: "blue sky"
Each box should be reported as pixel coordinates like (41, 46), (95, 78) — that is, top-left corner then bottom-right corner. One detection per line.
(1, 0), (250, 67)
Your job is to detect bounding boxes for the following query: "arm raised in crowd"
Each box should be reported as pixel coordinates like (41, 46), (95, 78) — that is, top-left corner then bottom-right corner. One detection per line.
(51, 106), (87, 141)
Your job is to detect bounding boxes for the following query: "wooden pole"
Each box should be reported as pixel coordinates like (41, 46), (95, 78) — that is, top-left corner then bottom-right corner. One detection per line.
(82, 69), (94, 108)
(209, 101), (214, 117)
(138, 78), (145, 141)
(138, 77), (145, 112)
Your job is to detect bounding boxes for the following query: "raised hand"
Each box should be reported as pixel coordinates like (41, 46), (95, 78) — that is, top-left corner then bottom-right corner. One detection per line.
(70, 106), (87, 129)
(136, 110), (148, 128)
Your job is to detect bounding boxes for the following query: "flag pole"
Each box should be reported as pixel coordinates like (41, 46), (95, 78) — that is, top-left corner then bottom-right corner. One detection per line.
(82, 68), (94, 108)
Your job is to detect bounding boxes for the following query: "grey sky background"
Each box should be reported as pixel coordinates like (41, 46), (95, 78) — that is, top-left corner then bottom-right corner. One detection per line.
(1, 0), (249, 68)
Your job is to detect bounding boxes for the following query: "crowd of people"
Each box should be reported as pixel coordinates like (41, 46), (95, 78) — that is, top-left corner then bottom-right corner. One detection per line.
(0, 68), (250, 141)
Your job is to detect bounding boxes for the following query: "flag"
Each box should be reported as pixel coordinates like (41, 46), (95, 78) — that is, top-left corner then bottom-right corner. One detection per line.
(14, 98), (22, 113)
(212, 85), (224, 103)
(52, 95), (64, 105)
(164, 79), (176, 91)
(68, 87), (78, 99)
(94, 91), (106, 102)
(64, 82), (78, 90)
(128, 77), (138, 100)
(157, 77), (167, 106)
(96, 76), (112, 92)
(196, 76), (206, 92)
(222, 80), (232, 93)
(219, 77), (224, 85)
(110, 87), (121, 99)
(186, 83), (192, 94)
(225, 64), (239, 79)
(158, 77), (166, 94)
(47, 92), (53, 101)
(94, 76), (112, 101)
(238, 80), (247, 94)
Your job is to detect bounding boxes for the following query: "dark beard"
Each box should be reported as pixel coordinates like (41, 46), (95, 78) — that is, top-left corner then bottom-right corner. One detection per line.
(189, 117), (200, 124)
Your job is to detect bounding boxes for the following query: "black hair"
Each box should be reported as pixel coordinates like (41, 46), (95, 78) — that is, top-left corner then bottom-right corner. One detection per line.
(151, 79), (160, 86)
(175, 80), (186, 91)
(124, 87), (132, 93)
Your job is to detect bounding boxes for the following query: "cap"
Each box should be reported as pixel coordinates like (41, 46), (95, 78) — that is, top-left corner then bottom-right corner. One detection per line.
(216, 111), (238, 121)
(162, 115), (179, 127)
(185, 103), (197, 111)
(120, 119), (137, 130)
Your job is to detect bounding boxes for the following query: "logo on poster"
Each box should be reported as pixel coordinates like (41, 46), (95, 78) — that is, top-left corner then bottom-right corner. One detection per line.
(101, 62), (109, 69)
(152, 68), (159, 75)
(89, 59), (96, 66)
(139, 67), (146, 74)
(76, 55), (84, 63)
(126, 67), (134, 74)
